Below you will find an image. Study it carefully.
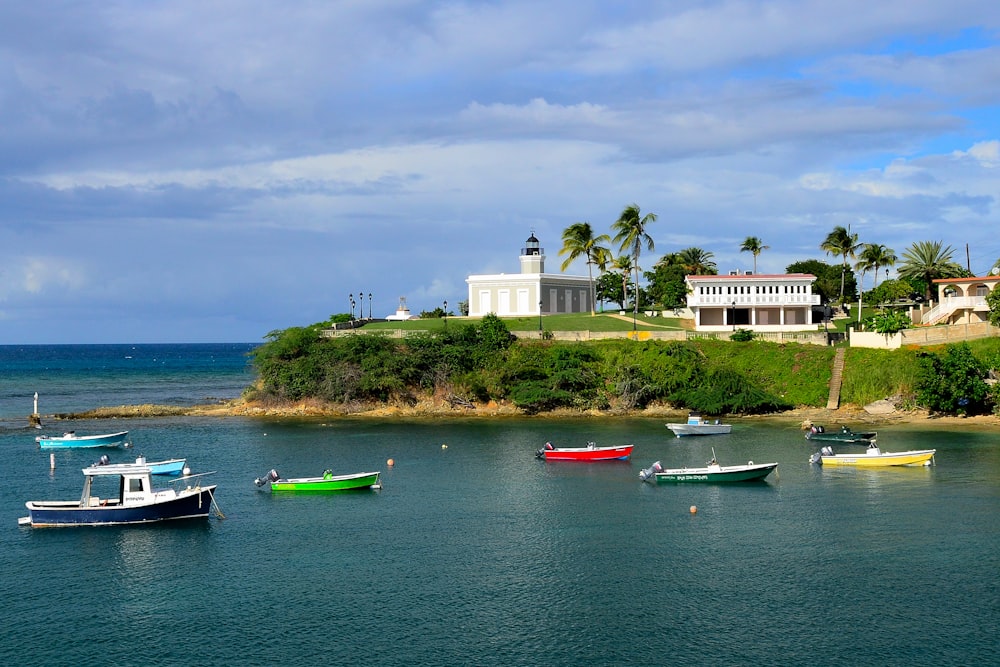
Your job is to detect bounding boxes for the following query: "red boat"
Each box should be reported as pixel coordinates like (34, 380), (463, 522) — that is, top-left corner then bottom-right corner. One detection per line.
(535, 442), (634, 461)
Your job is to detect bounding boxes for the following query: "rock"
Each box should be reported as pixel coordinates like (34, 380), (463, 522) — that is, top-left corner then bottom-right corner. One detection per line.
(864, 399), (897, 415)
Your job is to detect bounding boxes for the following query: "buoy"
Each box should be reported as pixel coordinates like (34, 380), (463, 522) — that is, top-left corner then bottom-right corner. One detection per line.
(689, 505), (698, 514)
(50, 453), (55, 470)
(387, 458), (394, 466)
(441, 444), (448, 450)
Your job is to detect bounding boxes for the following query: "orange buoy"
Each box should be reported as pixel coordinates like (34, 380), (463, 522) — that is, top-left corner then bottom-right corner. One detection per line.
(689, 505), (698, 514)
(387, 458), (394, 466)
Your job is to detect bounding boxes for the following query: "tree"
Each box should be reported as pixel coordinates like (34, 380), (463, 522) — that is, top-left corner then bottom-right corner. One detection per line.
(786, 259), (856, 305)
(675, 247), (717, 275)
(595, 271), (626, 310)
(855, 243), (895, 324)
(987, 285), (1000, 326)
(897, 240), (967, 300)
(820, 225), (860, 303)
(645, 254), (689, 308)
(558, 222), (612, 316)
(612, 204), (657, 322)
(740, 236), (769, 273)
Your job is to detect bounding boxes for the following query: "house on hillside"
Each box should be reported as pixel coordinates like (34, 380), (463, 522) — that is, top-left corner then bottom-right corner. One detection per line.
(466, 233), (593, 317)
(921, 273), (1000, 325)
(685, 271), (821, 332)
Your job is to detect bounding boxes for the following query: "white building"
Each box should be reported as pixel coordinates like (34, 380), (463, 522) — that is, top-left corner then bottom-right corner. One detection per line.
(686, 271), (821, 331)
(466, 234), (593, 317)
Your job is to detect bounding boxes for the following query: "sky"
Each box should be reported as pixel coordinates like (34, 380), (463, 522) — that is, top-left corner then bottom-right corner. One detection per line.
(2, 1), (999, 344)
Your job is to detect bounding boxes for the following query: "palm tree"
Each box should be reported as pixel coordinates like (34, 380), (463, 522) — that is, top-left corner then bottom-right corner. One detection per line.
(866, 244), (897, 286)
(612, 203), (657, 320)
(820, 225), (860, 303)
(897, 240), (965, 300)
(675, 247), (717, 275)
(559, 222), (611, 316)
(739, 236), (769, 273)
(612, 255), (633, 311)
(854, 243), (886, 323)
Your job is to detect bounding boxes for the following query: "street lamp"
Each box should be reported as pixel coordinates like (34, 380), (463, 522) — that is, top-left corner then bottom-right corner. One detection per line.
(349, 294), (355, 321)
(443, 300), (448, 330)
(538, 299), (543, 337)
(731, 301), (737, 331)
(368, 292), (373, 319)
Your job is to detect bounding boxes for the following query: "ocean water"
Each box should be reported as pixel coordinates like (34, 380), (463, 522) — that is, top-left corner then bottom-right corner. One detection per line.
(0, 345), (998, 666)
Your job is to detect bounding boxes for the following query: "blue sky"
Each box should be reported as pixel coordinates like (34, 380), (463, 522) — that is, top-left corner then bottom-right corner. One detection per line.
(1, 1), (999, 343)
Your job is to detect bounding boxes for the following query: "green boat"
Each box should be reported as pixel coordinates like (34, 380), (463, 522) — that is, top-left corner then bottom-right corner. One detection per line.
(255, 469), (381, 492)
(639, 451), (778, 484)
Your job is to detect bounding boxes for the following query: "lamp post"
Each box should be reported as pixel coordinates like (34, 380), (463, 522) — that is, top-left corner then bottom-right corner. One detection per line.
(443, 300), (448, 330)
(349, 294), (355, 321)
(538, 299), (543, 337)
(368, 293), (373, 319)
(358, 292), (364, 320)
(731, 301), (737, 331)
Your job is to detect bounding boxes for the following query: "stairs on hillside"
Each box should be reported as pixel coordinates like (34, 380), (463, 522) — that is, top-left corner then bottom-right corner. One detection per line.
(826, 347), (846, 410)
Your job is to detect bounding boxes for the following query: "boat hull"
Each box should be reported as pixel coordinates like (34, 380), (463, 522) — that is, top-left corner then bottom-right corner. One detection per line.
(37, 431), (129, 449)
(653, 463), (778, 483)
(23, 486), (216, 527)
(147, 459), (187, 476)
(816, 450), (936, 467)
(540, 445), (633, 461)
(271, 471), (381, 492)
(667, 424), (732, 437)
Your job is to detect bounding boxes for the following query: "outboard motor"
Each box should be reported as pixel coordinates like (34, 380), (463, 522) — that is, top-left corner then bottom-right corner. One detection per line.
(809, 452), (822, 465)
(254, 469), (280, 487)
(639, 461), (662, 482)
(821, 446), (834, 456)
(96, 454), (110, 466)
(535, 442), (555, 459)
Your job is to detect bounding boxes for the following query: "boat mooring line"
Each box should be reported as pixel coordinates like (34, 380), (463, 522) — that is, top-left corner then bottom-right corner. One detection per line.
(208, 488), (226, 520)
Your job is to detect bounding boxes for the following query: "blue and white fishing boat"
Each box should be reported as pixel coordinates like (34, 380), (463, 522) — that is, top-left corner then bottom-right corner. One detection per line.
(19, 462), (218, 528)
(36, 430), (130, 450)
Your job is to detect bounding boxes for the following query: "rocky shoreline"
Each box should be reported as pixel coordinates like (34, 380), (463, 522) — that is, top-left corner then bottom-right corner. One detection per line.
(49, 396), (1000, 431)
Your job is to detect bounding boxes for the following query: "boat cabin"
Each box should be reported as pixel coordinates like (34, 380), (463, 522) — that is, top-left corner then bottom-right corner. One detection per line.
(79, 464), (157, 508)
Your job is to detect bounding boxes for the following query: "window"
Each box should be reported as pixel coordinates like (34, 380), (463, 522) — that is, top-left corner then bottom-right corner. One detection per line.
(129, 478), (144, 493)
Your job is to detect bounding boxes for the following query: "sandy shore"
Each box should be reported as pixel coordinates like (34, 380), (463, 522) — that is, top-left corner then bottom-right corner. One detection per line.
(52, 397), (1000, 431)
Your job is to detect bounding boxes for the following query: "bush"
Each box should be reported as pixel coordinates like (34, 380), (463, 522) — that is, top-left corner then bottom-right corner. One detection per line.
(915, 343), (991, 415)
(729, 329), (755, 342)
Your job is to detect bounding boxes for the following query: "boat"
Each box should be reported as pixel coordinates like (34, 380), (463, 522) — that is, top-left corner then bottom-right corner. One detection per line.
(36, 430), (130, 449)
(534, 442), (633, 461)
(19, 463), (218, 528)
(92, 454), (187, 476)
(809, 443), (936, 467)
(639, 450), (778, 483)
(254, 469), (382, 492)
(666, 412), (732, 437)
(804, 424), (876, 443)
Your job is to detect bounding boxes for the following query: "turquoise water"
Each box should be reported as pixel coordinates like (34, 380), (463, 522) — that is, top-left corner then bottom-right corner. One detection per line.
(1, 346), (998, 665)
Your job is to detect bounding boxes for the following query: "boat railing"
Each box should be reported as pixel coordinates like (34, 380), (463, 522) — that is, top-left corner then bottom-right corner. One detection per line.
(167, 471), (217, 490)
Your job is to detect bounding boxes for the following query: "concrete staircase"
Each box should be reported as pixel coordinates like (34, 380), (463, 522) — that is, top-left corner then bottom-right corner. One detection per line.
(826, 347), (846, 410)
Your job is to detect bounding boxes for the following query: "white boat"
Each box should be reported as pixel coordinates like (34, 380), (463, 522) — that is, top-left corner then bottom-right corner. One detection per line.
(19, 463), (218, 528)
(666, 413), (732, 437)
(809, 443), (936, 467)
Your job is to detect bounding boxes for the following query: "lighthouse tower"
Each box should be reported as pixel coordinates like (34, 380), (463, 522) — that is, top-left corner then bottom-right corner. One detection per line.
(519, 233), (545, 274)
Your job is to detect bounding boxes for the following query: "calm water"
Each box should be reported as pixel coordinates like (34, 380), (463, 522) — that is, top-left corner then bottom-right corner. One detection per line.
(0, 345), (998, 665)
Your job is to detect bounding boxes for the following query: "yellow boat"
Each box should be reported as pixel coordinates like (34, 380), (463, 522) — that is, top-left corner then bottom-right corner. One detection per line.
(810, 443), (936, 467)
